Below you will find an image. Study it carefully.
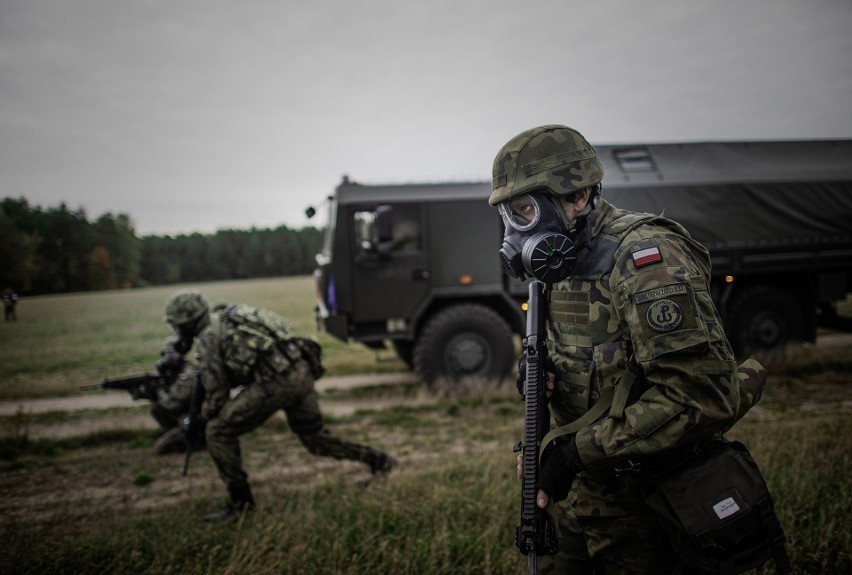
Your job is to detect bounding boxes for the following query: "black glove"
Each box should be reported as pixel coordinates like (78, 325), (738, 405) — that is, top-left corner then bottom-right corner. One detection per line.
(515, 354), (556, 397)
(538, 435), (584, 503)
(515, 354), (526, 396)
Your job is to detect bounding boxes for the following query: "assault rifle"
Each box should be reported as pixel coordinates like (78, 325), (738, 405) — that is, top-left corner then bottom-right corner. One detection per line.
(181, 374), (205, 476)
(513, 280), (557, 573)
(81, 351), (187, 401)
(80, 373), (167, 401)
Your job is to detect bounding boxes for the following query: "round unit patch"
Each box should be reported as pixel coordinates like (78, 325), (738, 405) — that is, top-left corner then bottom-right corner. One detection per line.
(645, 299), (683, 332)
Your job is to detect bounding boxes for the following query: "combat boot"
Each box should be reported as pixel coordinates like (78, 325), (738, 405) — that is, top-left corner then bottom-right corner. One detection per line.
(365, 448), (397, 477)
(203, 482), (255, 522)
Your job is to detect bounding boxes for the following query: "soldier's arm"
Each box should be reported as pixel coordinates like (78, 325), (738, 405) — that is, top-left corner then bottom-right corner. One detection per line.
(574, 232), (741, 466)
(196, 328), (229, 420)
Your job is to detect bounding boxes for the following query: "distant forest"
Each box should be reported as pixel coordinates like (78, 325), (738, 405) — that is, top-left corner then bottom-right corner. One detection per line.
(0, 197), (323, 295)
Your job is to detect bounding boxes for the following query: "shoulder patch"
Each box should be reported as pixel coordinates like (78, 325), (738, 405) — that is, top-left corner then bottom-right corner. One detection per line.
(631, 246), (663, 268)
(635, 283), (688, 304)
(645, 299), (683, 332)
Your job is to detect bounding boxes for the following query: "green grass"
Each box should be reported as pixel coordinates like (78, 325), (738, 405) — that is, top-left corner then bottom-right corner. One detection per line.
(0, 276), (406, 400)
(2, 384), (850, 574)
(0, 277), (850, 574)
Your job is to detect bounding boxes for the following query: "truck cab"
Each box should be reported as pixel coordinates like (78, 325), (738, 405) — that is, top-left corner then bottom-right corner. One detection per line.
(313, 180), (524, 384)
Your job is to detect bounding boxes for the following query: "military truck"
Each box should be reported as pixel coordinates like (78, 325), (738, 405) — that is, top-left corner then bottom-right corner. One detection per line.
(308, 139), (852, 383)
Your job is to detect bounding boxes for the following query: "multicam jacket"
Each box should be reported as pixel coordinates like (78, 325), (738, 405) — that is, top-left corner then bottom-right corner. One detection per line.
(195, 304), (303, 419)
(547, 199), (762, 471)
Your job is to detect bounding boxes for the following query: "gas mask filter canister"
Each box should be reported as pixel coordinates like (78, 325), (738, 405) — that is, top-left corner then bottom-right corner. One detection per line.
(498, 191), (579, 284)
(170, 325), (195, 355)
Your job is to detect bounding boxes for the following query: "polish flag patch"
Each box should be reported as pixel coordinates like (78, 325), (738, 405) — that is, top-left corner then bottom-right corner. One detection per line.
(631, 246), (663, 268)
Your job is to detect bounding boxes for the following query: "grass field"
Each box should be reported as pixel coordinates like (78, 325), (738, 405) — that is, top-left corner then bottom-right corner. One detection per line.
(1, 277), (851, 574)
(0, 276), (406, 401)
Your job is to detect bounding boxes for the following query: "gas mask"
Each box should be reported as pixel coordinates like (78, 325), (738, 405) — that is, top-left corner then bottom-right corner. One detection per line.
(498, 191), (579, 284)
(170, 325), (195, 355)
(157, 348), (186, 380)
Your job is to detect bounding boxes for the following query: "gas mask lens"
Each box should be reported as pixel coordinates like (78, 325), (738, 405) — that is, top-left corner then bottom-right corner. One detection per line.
(498, 191), (579, 284)
(498, 194), (541, 232)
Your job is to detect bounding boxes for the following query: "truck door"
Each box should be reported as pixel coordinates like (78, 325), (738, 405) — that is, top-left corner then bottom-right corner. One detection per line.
(349, 203), (430, 329)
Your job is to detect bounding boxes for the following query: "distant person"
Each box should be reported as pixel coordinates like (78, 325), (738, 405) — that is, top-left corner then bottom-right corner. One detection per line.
(3, 291), (18, 322)
(164, 289), (397, 522)
(490, 125), (786, 573)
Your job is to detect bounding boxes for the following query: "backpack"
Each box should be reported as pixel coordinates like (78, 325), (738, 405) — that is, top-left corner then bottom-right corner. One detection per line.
(215, 304), (292, 383)
(214, 304), (325, 382)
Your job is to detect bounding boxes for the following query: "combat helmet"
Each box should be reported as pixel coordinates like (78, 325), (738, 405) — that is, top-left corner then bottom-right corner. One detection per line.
(489, 125), (604, 206)
(164, 289), (209, 327)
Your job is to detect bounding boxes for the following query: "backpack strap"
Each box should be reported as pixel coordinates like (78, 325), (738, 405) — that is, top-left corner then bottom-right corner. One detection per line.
(609, 358), (641, 420)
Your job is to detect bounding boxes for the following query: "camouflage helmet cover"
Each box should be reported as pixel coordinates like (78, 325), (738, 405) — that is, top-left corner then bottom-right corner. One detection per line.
(164, 288), (209, 327)
(489, 124), (604, 206)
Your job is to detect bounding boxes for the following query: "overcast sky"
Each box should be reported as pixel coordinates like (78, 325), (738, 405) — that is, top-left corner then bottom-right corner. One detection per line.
(2, 0), (851, 236)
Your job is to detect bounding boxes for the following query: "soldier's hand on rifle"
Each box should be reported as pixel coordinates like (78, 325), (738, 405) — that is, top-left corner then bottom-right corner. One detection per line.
(537, 435), (583, 508)
(515, 354), (557, 398)
(515, 354), (525, 395)
(517, 452), (523, 481)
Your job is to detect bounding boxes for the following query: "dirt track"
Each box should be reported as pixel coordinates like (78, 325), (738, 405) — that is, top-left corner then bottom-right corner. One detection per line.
(0, 371), (419, 416)
(3, 332), (850, 440)
(1, 372), (425, 440)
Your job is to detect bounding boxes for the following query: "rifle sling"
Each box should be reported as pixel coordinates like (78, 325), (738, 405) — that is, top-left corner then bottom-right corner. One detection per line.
(539, 359), (640, 461)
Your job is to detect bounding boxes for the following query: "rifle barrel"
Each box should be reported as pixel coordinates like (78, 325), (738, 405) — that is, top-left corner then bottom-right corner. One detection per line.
(79, 383), (104, 391)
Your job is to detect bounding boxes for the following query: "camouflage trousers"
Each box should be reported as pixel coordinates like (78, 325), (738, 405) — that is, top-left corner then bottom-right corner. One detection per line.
(205, 360), (373, 488)
(538, 472), (681, 575)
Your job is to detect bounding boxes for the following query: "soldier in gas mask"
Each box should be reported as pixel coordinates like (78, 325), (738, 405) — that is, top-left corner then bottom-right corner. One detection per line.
(142, 339), (197, 454)
(491, 125), (764, 573)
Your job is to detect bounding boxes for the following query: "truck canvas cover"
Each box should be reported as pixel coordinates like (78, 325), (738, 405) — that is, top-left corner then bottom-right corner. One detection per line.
(596, 139), (852, 251)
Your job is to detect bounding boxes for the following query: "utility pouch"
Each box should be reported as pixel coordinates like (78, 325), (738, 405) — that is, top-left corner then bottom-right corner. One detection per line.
(644, 441), (791, 575)
(290, 337), (326, 380)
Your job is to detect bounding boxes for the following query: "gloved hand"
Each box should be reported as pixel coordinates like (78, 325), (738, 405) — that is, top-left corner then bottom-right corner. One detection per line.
(515, 353), (556, 397)
(538, 435), (584, 504)
(515, 354), (526, 396)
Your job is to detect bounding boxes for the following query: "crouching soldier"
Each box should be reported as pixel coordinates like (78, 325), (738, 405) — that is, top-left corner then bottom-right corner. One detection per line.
(150, 340), (203, 455)
(164, 289), (397, 522)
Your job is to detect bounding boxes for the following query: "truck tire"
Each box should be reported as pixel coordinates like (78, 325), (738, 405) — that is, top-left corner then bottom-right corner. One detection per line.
(729, 286), (803, 363)
(413, 304), (515, 386)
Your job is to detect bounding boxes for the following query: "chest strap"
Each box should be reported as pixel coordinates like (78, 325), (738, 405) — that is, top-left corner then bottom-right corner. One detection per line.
(539, 359), (641, 461)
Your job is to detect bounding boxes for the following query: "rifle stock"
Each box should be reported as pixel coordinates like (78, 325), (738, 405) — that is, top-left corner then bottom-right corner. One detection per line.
(515, 280), (557, 572)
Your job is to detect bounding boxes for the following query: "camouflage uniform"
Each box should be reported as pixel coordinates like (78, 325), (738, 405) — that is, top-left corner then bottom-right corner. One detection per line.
(150, 350), (199, 455)
(538, 199), (764, 573)
(490, 126), (765, 573)
(181, 301), (394, 518)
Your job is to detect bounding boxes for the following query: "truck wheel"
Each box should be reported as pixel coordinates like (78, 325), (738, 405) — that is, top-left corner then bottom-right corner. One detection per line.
(413, 304), (515, 386)
(729, 286), (803, 363)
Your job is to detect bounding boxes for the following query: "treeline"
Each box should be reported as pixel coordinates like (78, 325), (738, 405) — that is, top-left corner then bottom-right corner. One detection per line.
(0, 197), (323, 295)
